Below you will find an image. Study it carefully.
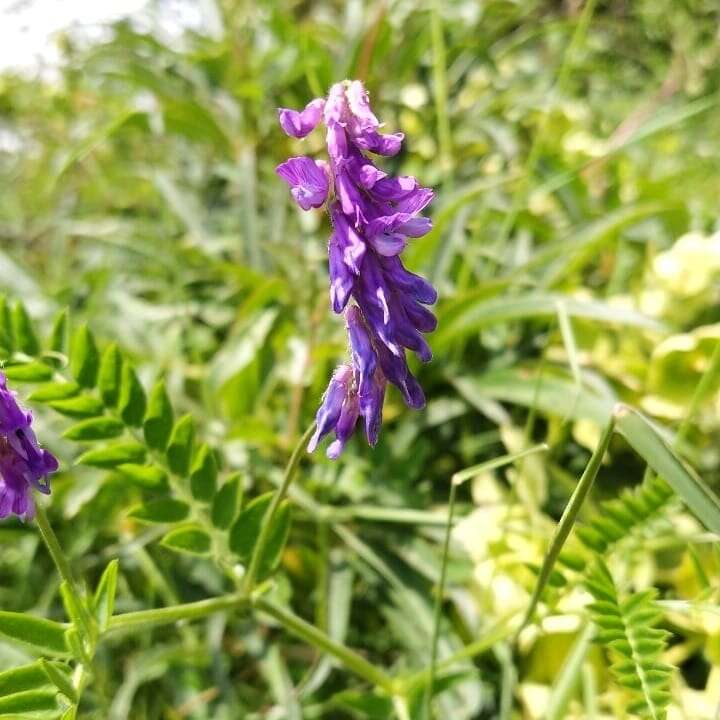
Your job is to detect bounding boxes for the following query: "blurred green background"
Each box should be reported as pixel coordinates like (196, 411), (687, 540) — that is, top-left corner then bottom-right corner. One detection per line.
(1, 0), (720, 718)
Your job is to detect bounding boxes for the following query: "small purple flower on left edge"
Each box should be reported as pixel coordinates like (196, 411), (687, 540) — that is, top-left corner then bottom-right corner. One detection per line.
(0, 373), (58, 521)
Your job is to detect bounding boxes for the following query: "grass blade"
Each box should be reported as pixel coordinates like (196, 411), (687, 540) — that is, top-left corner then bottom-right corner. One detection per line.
(615, 406), (720, 535)
(520, 413), (616, 631)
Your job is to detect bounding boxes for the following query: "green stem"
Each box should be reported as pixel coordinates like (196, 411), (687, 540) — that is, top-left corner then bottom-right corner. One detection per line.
(519, 410), (617, 632)
(424, 479), (457, 718)
(255, 597), (395, 694)
(35, 504), (81, 597)
(243, 423), (316, 593)
(107, 593), (249, 635)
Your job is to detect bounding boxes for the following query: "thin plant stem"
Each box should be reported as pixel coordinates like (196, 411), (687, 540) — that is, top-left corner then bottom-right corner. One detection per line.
(255, 597), (395, 694)
(107, 593), (250, 635)
(424, 479), (457, 718)
(519, 410), (617, 632)
(243, 422), (316, 593)
(35, 503), (80, 597)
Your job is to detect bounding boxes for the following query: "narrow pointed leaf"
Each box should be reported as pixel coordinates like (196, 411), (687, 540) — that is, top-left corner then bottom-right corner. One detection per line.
(616, 406), (720, 535)
(0, 612), (69, 656)
(211, 474), (241, 530)
(166, 414), (194, 476)
(69, 324), (99, 388)
(129, 498), (190, 523)
(93, 559), (118, 632)
(98, 344), (122, 407)
(12, 302), (39, 355)
(63, 417), (124, 441)
(118, 364), (146, 426)
(160, 526), (212, 556)
(77, 442), (146, 468)
(189, 443), (217, 501)
(143, 379), (173, 450)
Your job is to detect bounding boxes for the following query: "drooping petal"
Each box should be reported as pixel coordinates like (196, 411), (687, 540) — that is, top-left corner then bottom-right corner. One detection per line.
(366, 211), (431, 242)
(329, 236), (355, 313)
(369, 175), (419, 201)
(401, 298), (438, 334)
(278, 98), (325, 138)
(334, 171), (367, 226)
(353, 130), (404, 156)
(345, 80), (379, 133)
(330, 203), (365, 274)
(367, 232), (407, 257)
(373, 337), (425, 409)
(275, 156), (329, 210)
(394, 187), (434, 215)
(397, 216), (432, 237)
(307, 366), (353, 453)
(359, 372), (385, 446)
(346, 306), (376, 396)
(354, 254), (400, 356)
(381, 256), (438, 305)
(326, 393), (360, 459)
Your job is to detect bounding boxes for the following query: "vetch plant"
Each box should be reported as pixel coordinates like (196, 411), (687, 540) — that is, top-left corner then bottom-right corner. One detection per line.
(276, 79), (437, 458)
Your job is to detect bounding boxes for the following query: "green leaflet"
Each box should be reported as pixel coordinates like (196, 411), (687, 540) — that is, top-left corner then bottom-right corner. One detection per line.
(211, 474), (242, 530)
(129, 499), (190, 524)
(161, 526), (212, 556)
(48, 396), (104, 418)
(69, 324), (99, 388)
(3, 362), (53, 383)
(63, 416), (124, 440)
(0, 612), (69, 657)
(77, 442), (147, 468)
(143, 379), (173, 451)
(230, 493), (291, 579)
(98, 344), (122, 407)
(0, 662), (52, 696)
(93, 559), (119, 633)
(189, 443), (217, 501)
(28, 382), (80, 402)
(166, 414), (195, 476)
(118, 364), (146, 426)
(11, 301), (39, 355)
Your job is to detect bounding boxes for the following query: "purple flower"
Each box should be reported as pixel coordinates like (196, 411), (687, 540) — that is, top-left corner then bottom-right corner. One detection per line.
(278, 98), (325, 139)
(276, 80), (437, 458)
(0, 373), (58, 520)
(307, 365), (355, 457)
(276, 157), (329, 211)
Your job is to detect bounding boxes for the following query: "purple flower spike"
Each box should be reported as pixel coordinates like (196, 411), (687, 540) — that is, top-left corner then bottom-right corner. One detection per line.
(276, 157), (329, 211)
(278, 98), (325, 139)
(276, 79), (437, 458)
(0, 373), (58, 521)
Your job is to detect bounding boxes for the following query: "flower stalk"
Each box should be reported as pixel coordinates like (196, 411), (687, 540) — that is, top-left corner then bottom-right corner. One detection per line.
(242, 422), (316, 594)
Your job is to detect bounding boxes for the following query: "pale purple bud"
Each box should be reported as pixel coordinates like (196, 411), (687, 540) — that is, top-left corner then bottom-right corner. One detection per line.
(278, 98), (325, 138)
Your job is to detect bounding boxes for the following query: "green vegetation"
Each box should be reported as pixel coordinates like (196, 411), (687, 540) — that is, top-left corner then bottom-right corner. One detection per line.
(0, 1), (719, 717)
